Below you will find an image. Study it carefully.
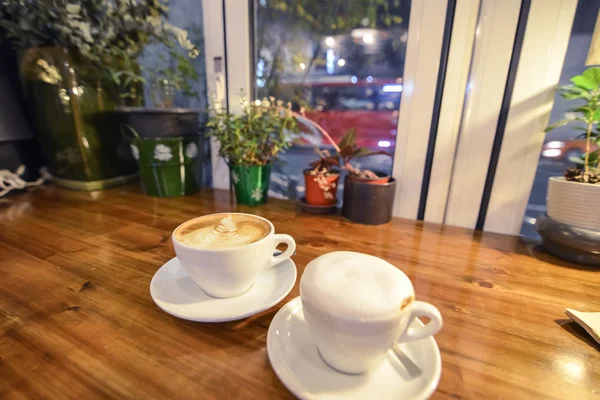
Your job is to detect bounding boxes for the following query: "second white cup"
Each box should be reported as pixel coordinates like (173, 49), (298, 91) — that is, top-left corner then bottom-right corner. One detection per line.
(300, 251), (442, 374)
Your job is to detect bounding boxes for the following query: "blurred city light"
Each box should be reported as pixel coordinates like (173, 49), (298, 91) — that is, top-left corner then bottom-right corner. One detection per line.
(542, 149), (562, 157)
(382, 84), (403, 93)
(326, 49), (335, 74)
(546, 141), (565, 149)
(325, 37), (335, 47)
(337, 59), (346, 67)
(299, 63), (306, 70)
(363, 33), (374, 44)
(378, 140), (392, 148)
(351, 76), (358, 84)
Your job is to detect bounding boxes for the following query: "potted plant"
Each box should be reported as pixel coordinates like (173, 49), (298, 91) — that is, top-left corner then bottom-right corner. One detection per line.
(304, 148), (341, 207)
(119, 52), (203, 198)
(296, 113), (394, 223)
(107, 23), (202, 198)
(0, 2), (195, 190)
(207, 95), (300, 205)
(302, 128), (390, 205)
(536, 67), (600, 266)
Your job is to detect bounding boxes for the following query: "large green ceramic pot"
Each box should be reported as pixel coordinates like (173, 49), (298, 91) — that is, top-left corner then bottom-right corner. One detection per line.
(127, 130), (201, 198)
(19, 47), (138, 190)
(230, 164), (271, 205)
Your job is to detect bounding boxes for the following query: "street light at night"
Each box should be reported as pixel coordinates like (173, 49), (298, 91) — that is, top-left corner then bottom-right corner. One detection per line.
(362, 33), (374, 44)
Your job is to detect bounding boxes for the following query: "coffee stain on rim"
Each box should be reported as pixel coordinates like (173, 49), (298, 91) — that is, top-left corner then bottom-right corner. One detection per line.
(400, 295), (414, 311)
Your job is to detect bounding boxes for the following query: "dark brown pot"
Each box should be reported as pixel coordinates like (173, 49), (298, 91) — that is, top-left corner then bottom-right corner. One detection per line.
(536, 214), (600, 266)
(346, 170), (390, 185)
(304, 169), (340, 206)
(342, 176), (396, 225)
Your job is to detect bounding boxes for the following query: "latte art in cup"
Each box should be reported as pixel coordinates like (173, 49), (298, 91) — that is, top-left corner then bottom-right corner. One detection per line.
(175, 214), (270, 249)
(172, 212), (296, 298)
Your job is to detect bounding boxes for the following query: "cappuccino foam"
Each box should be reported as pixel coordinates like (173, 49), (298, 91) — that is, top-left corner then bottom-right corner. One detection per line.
(175, 214), (270, 249)
(300, 252), (413, 320)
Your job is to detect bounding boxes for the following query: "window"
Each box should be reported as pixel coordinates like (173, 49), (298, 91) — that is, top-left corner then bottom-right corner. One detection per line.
(521, 0), (600, 238)
(253, 0), (411, 200)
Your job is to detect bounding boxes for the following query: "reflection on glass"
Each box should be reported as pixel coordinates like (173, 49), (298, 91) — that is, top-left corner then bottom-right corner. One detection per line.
(521, 0), (600, 238)
(254, 0), (412, 199)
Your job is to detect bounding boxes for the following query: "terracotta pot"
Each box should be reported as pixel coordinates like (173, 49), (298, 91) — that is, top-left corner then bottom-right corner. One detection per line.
(304, 169), (340, 206)
(346, 170), (390, 185)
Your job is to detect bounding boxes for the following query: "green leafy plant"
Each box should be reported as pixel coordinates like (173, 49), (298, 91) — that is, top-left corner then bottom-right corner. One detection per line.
(1, 1), (170, 63)
(545, 67), (600, 184)
(1, 0), (200, 106)
(207, 94), (300, 166)
(147, 49), (200, 107)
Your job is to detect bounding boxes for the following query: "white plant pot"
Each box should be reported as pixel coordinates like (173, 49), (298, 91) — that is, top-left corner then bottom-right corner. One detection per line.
(547, 177), (600, 230)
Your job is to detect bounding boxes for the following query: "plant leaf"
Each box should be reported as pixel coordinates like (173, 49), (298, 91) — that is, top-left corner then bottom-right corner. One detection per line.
(544, 119), (569, 132)
(582, 67), (600, 87)
(561, 91), (584, 100)
(570, 75), (596, 91)
(338, 128), (356, 150)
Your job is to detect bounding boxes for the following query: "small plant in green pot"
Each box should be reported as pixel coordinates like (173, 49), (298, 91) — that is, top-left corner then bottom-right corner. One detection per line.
(207, 96), (300, 205)
(536, 67), (600, 266)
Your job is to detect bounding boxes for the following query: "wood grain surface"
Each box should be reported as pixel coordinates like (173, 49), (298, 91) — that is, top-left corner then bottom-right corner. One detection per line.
(0, 185), (599, 399)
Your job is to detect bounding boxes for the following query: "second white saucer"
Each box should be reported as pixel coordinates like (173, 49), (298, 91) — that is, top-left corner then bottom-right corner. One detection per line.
(150, 257), (296, 322)
(267, 297), (442, 400)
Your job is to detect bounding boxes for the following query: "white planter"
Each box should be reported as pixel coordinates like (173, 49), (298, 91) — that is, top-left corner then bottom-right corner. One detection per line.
(547, 177), (600, 230)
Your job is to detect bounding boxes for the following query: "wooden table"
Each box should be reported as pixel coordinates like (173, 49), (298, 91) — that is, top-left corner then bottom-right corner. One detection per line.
(1, 186), (599, 399)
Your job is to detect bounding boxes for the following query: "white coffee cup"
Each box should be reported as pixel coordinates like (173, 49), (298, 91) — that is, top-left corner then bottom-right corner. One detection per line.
(300, 251), (442, 374)
(172, 213), (296, 298)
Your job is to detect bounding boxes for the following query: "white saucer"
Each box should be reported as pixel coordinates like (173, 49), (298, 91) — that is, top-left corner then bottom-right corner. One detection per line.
(150, 257), (296, 322)
(267, 297), (442, 400)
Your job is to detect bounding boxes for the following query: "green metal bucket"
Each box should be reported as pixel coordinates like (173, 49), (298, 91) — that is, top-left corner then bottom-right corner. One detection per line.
(230, 164), (271, 205)
(124, 126), (200, 197)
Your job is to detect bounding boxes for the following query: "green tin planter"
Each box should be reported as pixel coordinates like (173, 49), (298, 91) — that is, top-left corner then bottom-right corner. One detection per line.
(19, 47), (138, 190)
(230, 164), (271, 205)
(127, 131), (201, 197)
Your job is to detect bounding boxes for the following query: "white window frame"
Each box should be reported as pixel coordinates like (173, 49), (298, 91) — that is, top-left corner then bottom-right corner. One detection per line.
(483, 0), (578, 235)
(424, 0), (481, 224)
(443, 0), (523, 229)
(202, 0), (229, 190)
(391, 0), (450, 219)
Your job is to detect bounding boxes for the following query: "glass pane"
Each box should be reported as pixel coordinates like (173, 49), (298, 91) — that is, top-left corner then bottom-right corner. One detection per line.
(139, 0), (212, 187)
(521, 0), (600, 238)
(253, 0), (412, 200)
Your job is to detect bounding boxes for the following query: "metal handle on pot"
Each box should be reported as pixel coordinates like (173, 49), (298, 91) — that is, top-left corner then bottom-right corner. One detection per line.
(121, 123), (141, 140)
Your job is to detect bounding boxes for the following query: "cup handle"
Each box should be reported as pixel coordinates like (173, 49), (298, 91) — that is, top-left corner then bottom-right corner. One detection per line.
(265, 234), (296, 269)
(399, 301), (443, 342)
